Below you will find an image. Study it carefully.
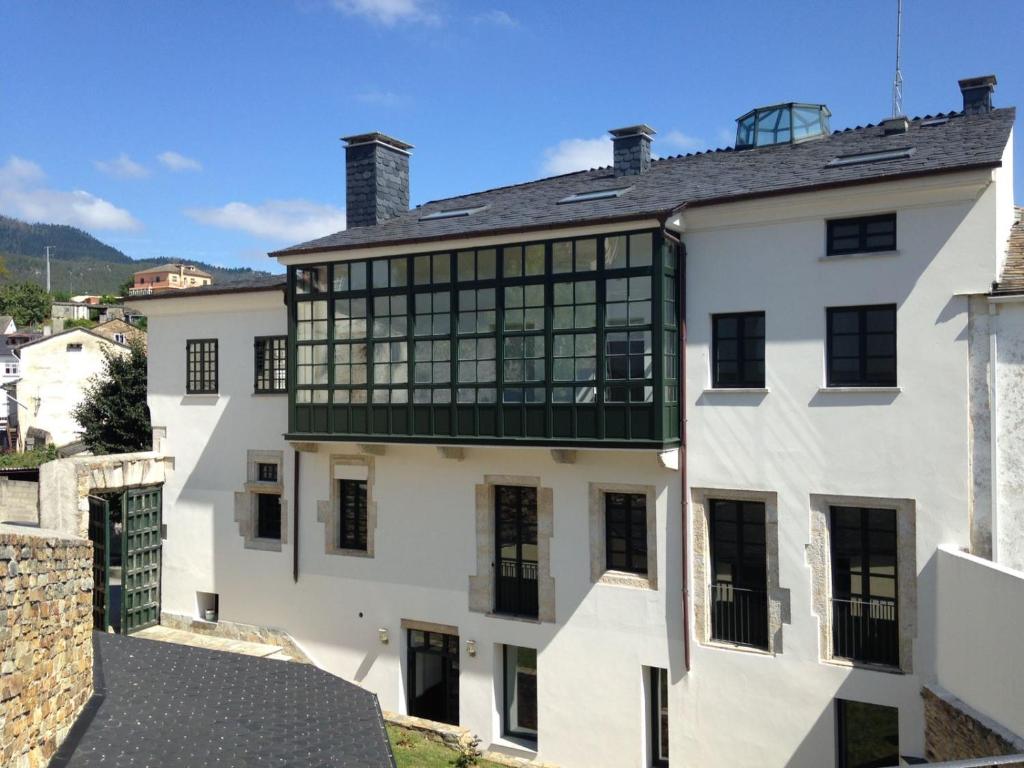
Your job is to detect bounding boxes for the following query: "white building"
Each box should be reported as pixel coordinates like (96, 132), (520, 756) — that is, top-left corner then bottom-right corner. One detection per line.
(135, 76), (1023, 767)
(13, 327), (129, 448)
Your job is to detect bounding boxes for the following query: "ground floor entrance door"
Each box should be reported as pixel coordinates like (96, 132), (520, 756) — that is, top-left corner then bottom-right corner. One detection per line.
(88, 485), (162, 635)
(407, 629), (460, 725)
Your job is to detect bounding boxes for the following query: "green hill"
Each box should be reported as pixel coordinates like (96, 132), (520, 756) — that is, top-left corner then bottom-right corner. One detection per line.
(0, 215), (275, 295)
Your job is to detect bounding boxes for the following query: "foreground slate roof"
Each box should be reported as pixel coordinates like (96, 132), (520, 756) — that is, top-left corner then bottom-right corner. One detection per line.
(127, 274), (286, 301)
(52, 632), (395, 768)
(994, 207), (1024, 295)
(275, 107), (1014, 256)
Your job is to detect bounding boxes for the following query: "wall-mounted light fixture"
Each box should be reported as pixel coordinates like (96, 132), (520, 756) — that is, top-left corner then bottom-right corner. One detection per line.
(378, 628), (389, 645)
(465, 640), (477, 657)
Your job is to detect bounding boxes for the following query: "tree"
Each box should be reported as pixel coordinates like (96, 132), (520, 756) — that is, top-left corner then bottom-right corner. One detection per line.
(117, 277), (135, 297)
(73, 339), (152, 454)
(0, 282), (51, 326)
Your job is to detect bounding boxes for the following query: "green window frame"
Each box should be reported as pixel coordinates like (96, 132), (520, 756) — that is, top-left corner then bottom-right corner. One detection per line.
(287, 228), (677, 446)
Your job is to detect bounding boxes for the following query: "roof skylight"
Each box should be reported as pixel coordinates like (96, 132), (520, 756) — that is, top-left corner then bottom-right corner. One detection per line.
(827, 147), (915, 167)
(557, 187), (632, 205)
(419, 205), (488, 221)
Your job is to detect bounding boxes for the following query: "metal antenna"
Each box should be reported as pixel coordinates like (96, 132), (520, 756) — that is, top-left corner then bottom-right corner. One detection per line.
(892, 0), (904, 117)
(44, 246), (53, 293)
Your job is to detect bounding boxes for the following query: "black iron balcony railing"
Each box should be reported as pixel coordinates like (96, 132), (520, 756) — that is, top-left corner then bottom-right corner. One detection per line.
(710, 583), (769, 649)
(496, 558), (538, 618)
(831, 596), (899, 667)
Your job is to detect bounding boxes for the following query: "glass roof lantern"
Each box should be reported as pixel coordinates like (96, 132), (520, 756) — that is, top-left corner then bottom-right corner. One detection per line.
(735, 103), (831, 149)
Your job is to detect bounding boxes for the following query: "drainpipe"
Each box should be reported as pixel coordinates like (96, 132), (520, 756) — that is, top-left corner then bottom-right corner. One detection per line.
(293, 448), (301, 582)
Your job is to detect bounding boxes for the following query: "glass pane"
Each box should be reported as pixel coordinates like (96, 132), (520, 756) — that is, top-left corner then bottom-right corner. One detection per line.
(505, 646), (538, 737)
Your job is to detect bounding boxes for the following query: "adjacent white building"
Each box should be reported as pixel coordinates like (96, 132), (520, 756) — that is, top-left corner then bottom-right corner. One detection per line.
(134, 76), (1023, 767)
(13, 327), (129, 448)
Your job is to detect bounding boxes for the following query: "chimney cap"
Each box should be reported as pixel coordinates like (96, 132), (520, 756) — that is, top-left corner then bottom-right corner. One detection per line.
(958, 74), (997, 91)
(608, 124), (656, 139)
(340, 132), (414, 153)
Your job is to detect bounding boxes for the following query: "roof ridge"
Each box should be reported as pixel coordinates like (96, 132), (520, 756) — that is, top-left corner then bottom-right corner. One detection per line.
(419, 166), (608, 208)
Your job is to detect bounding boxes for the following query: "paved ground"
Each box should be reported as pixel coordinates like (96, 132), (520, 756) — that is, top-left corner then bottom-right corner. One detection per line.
(133, 625), (298, 661)
(51, 632), (396, 768)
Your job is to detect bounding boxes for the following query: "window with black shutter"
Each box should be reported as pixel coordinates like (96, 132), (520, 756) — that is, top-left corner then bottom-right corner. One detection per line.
(826, 214), (896, 256)
(712, 312), (765, 388)
(338, 479), (368, 551)
(827, 305), (897, 387)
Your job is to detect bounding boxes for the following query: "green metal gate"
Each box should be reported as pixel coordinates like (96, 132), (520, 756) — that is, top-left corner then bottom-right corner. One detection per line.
(122, 486), (162, 634)
(88, 495), (110, 631)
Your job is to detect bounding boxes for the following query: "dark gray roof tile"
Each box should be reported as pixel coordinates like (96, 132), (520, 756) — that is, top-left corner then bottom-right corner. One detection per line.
(274, 108), (1015, 256)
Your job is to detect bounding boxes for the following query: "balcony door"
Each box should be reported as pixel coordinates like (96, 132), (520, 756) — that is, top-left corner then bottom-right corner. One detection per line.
(830, 506), (898, 666)
(495, 485), (539, 618)
(709, 499), (769, 649)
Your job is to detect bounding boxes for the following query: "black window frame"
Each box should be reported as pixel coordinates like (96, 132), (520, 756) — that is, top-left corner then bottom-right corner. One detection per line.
(338, 478), (368, 551)
(826, 213), (897, 256)
(711, 311), (765, 389)
(650, 667), (669, 767)
(830, 506), (899, 667)
(826, 305), (897, 388)
(494, 485), (539, 619)
(835, 698), (899, 768)
(254, 335), (288, 393)
(708, 499), (769, 649)
(256, 462), (278, 483)
(604, 492), (647, 575)
(255, 492), (282, 540)
(186, 338), (219, 394)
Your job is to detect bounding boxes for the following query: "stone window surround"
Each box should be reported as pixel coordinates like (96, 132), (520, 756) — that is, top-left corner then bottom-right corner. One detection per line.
(808, 492), (917, 674)
(469, 475), (556, 623)
(691, 487), (790, 655)
(588, 482), (658, 590)
(233, 450), (288, 552)
(317, 455), (377, 558)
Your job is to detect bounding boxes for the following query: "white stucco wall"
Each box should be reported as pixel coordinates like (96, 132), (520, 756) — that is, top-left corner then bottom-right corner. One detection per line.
(681, 171), (1000, 765)
(990, 298), (1024, 570)
(16, 329), (126, 447)
(935, 544), (1024, 740)
(145, 163), (1018, 768)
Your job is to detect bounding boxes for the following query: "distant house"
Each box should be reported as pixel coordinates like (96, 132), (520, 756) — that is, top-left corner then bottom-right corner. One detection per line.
(0, 315), (14, 335)
(11, 327), (130, 449)
(70, 294), (104, 305)
(50, 301), (145, 327)
(129, 263), (212, 296)
(92, 318), (147, 350)
(0, 316), (19, 434)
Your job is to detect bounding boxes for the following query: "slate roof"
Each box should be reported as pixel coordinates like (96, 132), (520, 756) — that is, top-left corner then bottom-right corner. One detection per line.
(127, 274), (286, 301)
(994, 206), (1024, 294)
(274, 107), (1015, 257)
(52, 632), (396, 768)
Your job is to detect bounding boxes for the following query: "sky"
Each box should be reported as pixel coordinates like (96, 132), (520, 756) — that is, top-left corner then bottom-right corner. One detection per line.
(2, 1), (1022, 274)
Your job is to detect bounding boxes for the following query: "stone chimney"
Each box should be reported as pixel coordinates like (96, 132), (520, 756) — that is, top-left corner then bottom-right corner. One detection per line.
(609, 125), (655, 177)
(341, 132), (413, 228)
(959, 75), (997, 115)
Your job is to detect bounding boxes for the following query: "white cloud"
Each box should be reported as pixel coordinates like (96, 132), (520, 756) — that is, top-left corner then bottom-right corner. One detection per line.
(0, 156), (141, 230)
(662, 130), (703, 153)
(186, 199), (347, 242)
(475, 9), (517, 27)
(157, 151), (203, 172)
(331, 0), (439, 25)
(541, 136), (611, 176)
(94, 153), (150, 179)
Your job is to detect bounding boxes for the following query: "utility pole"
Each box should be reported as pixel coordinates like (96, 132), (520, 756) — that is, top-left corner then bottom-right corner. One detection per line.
(44, 246), (53, 293)
(892, 0), (904, 117)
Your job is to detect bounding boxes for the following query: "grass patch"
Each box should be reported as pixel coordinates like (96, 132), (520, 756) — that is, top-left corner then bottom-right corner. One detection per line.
(387, 724), (504, 768)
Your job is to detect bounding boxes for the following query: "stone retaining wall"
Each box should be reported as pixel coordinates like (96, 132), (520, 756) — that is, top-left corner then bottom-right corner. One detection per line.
(0, 524), (93, 768)
(160, 612), (312, 664)
(923, 686), (1024, 766)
